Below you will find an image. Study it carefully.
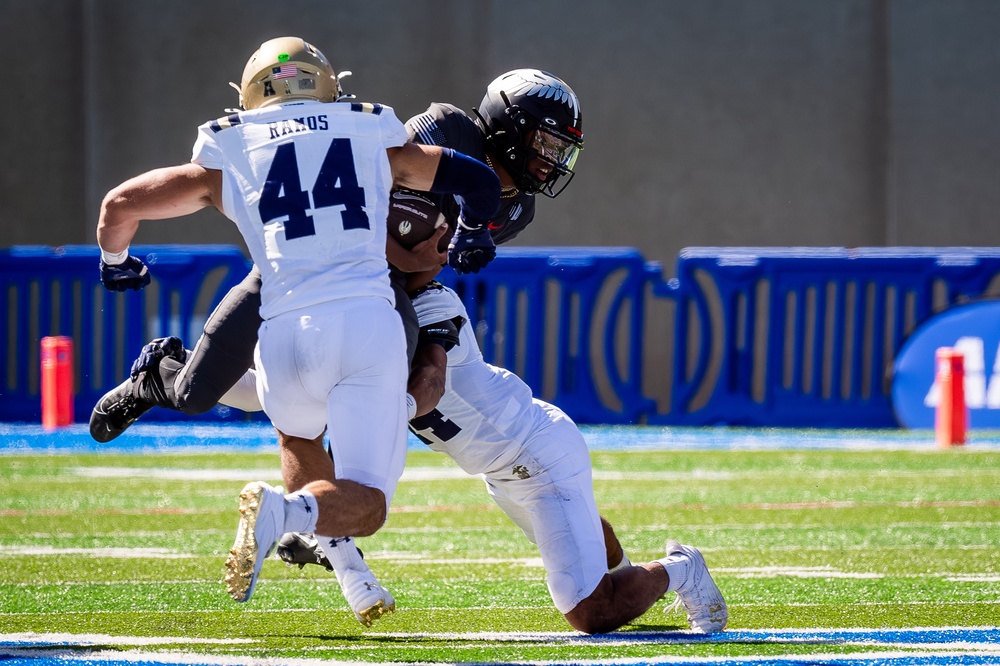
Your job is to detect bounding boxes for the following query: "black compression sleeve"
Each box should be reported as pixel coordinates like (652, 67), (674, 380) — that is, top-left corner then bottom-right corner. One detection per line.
(417, 316), (462, 352)
(429, 148), (500, 229)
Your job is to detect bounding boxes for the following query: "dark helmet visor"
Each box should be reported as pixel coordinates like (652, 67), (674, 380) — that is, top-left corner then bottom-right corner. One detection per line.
(530, 128), (581, 172)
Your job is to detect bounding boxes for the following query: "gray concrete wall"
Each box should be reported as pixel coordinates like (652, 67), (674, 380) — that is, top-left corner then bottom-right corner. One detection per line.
(2, 0), (999, 271)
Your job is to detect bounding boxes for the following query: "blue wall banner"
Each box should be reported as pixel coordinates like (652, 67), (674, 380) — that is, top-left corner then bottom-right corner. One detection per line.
(892, 300), (1000, 429)
(7, 246), (1000, 427)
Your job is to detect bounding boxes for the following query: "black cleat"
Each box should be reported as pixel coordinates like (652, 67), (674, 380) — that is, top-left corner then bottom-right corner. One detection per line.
(89, 336), (187, 443)
(89, 376), (154, 443)
(276, 532), (364, 571)
(277, 533), (334, 570)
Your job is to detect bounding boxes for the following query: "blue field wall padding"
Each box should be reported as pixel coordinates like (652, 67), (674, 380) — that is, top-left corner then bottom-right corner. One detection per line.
(4, 245), (1000, 427)
(669, 248), (1000, 426)
(437, 248), (657, 424)
(0, 246), (254, 424)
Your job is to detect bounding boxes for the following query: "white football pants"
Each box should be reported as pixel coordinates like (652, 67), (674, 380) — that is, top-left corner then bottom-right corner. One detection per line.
(484, 402), (608, 614)
(255, 297), (408, 507)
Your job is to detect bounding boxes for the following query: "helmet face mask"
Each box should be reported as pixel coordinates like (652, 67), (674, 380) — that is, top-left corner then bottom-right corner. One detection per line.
(234, 37), (343, 110)
(474, 69), (584, 198)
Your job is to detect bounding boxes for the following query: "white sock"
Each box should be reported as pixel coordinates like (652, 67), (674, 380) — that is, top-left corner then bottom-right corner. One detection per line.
(609, 552), (632, 573)
(658, 551), (692, 592)
(283, 490), (319, 534)
(100, 246), (129, 265)
(317, 536), (365, 571)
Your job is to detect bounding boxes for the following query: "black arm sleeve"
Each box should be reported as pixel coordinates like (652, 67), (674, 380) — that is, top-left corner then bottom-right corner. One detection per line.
(429, 148), (500, 230)
(417, 316), (464, 352)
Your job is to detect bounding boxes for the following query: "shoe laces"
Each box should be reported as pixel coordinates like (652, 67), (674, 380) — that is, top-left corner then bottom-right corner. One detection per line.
(664, 593), (684, 616)
(106, 391), (140, 427)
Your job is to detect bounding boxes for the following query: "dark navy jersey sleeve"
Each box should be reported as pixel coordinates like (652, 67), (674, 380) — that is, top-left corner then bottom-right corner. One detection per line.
(406, 103), (535, 245)
(407, 103), (485, 158)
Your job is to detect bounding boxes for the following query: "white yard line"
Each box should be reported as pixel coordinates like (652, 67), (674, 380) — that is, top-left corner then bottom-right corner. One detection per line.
(3, 629), (1000, 666)
(70, 466), (471, 482)
(68, 466), (997, 482)
(0, 632), (252, 645)
(0, 546), (196, 558)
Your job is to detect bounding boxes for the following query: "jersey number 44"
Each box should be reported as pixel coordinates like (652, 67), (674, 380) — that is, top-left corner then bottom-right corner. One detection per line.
(260, 139), (369, 240)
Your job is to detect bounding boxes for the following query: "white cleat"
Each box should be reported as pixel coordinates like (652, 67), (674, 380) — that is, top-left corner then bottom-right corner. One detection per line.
(335, 560), (396, 627)
(663, 540), (728, 633)
(224, 481), (284, 602)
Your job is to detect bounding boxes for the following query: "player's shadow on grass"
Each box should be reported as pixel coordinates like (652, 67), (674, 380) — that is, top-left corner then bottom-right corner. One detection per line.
(623, 622), (690, 632)
(289, 634), (488, 644)
(291, 625), (714, 644)
(608, 627), (847, 646)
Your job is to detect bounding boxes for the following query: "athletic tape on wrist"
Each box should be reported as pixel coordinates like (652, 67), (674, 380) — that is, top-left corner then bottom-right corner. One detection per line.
(100, 247), (130, 265)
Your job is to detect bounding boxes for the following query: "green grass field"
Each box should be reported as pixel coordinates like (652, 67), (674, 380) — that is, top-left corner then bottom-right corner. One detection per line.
(1, 437), (999, 663)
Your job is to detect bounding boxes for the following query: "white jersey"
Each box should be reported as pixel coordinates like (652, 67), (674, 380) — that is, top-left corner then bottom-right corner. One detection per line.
(219, 280), (609, 612)
(191, 100), (408, 320)
(409, 283), (563, 475)
(409, 283), (607, 613)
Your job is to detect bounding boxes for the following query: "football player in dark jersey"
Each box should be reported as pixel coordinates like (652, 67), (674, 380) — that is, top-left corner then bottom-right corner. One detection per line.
(89, 67), (584, 442)
(88, 68), (592, 626)
(216, 209), (728, 634)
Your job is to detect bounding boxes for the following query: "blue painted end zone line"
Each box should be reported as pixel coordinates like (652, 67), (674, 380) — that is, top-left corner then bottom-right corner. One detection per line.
(0, 423), (279, 454)
(8, 657), (999, 666)
(600, 627), (1000, 645)
(1, 652), (999, 666)
(2, 628), (999, 666)
(4, 422), (1000, 453)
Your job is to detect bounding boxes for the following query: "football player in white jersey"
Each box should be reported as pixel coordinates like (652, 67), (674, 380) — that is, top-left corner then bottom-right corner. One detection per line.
(405, 283), (727, 634)
(217, 278), (728, 635)
(94, 36), (500, 627)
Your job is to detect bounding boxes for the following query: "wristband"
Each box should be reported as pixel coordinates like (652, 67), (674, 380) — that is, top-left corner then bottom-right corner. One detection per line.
(405, 393), (417, 421)
(609, 553), (632, 573)
(100, 247), (129, 265)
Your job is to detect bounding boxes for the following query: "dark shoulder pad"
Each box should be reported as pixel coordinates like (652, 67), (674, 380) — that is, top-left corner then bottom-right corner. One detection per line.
(406, 103), (484, 160)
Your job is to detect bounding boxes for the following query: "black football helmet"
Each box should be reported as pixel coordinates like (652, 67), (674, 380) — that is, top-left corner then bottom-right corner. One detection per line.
(473, 69), (583, 198)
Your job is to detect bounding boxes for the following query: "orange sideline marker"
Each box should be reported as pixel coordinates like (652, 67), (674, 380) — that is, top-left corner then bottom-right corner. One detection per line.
(934, 347), (966, 448)
(41, 336), (74, 429)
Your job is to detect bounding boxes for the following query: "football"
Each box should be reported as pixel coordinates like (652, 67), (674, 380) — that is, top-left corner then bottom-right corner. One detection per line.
(387, 189), (452, 252)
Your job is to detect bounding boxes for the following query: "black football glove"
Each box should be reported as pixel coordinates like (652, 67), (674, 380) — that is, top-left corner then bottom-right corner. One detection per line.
(448, 226), (496, 275)
(100, 255), (151, 292)
(129, 336), (187, 380)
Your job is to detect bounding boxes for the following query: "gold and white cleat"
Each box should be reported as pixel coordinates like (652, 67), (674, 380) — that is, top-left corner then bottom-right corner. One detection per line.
(335, 561), (396, 627)
(224, 481), (284, 602)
